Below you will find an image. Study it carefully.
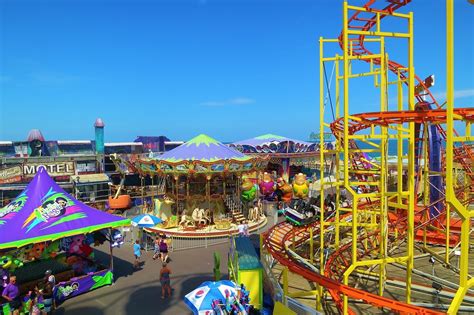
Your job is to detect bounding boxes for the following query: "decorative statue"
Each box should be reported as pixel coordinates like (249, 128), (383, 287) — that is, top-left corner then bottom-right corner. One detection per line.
(240, 177), (257, 203)
(293, 173), (309, 199)
(276, 177), (293, 202)
(259, 172), (275, 200)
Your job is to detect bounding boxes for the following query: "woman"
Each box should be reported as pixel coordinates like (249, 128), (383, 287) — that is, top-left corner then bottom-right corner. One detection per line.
(159, 263), (172, 299)
(159, 236), (169, 263)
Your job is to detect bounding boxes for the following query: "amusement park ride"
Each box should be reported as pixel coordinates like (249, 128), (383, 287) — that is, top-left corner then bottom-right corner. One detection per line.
(263, 0), (473, 314)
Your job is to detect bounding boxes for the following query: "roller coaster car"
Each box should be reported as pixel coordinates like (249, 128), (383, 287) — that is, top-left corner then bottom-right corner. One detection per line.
(285, 197), (320, 226)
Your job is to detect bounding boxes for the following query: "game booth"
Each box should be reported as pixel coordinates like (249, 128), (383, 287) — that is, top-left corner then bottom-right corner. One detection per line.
(0, 167), (130, 314)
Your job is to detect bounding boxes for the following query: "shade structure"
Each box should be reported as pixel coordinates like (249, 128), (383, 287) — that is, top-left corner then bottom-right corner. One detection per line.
(131, 214), (163, 228)
(184, 280), (238, 315)
(0, 167), (130, 249)
(232, 133), (313, 147)
(230, 133), (317, 155)
(158, 134), (252, 163)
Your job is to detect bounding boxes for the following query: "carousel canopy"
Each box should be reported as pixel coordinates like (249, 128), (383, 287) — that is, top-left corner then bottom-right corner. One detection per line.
(230, 133), (317, 154)
(0, 167), (130, 249)
(157, 134), (253, 163)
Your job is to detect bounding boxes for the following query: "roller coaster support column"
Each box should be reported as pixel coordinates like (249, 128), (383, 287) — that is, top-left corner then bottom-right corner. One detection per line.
(378, 37), (388, 298)
(446, 0), (473, 313)
(406, 11), (415, 305)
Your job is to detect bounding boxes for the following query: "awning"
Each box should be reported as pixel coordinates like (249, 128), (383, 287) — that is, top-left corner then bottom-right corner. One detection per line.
(72, 173), (110, 184)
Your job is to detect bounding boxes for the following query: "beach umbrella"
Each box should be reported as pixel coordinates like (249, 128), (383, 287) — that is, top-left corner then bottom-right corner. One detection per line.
(184, 280), (238, 315)
(131, 214), (163, 228)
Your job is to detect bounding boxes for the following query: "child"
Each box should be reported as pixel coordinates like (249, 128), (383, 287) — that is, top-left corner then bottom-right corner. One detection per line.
(152, 236), (161, 260)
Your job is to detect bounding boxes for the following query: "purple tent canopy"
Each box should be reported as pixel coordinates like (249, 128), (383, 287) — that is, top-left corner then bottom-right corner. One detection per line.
(0, 167), (129, 249)
(156, 134), (252, 163)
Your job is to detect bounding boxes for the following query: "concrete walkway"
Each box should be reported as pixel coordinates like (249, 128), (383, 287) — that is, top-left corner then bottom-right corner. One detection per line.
(55, 242), (231, 315)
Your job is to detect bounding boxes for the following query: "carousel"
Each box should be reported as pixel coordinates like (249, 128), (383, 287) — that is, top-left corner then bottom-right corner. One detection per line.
(111, 134), (269, 238)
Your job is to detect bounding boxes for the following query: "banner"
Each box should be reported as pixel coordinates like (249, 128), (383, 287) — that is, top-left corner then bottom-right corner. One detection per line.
(23, 162), (75, 177)
(54, 269), (113, 303)
(0, 166), (22, 184)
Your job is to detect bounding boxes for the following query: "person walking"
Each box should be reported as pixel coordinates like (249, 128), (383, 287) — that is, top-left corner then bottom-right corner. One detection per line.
(2, 276), (20, 315)
(152, 236), (161, 260)
(159, 236), (169, 263)
(133, 240), (142, 269)
(159, 263), (172, 299)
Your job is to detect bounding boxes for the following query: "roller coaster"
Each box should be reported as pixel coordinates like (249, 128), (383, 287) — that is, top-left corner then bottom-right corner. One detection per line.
(262, 1), (473, 314)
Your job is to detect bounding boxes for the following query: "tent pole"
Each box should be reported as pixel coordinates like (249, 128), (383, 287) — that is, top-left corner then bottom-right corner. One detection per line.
(109, 228), (114, 271)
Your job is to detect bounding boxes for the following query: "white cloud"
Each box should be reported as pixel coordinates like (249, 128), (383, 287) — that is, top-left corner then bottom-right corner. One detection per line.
(200, 97), (256, 107)
(431, 88), (474, 100)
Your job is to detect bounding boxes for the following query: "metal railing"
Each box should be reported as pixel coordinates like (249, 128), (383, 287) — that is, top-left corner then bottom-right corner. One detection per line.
(169, 234), (231, 251)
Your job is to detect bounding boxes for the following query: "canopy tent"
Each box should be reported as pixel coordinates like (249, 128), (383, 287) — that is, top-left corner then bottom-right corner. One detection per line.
(230, 133), (317, 155)
(158, 134), (252, 163)
(0, 167), (130, 249)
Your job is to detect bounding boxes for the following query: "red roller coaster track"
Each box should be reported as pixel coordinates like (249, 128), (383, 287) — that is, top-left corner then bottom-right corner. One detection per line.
(263, 0), (473, 314)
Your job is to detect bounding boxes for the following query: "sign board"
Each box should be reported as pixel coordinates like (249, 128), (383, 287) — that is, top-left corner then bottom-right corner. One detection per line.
(0, 166), (23, 184)
(76, 161), (97, 173)
(23, 162), (75, 178)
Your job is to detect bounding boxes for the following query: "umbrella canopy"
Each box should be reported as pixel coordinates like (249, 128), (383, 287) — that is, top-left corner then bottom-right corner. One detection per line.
(184, 280), (238, 315)
(0, 167), (130, 249)
(131, 214), (163, 228)
(157, 134), (252, 163)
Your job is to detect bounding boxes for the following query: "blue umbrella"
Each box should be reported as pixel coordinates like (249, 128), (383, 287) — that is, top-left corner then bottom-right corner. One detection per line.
(131, 214), (163, 228)
(184, 280), (238, 315)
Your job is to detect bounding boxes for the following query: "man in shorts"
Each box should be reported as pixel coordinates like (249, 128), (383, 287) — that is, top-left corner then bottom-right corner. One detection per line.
(2, 276), (20, 315)
(133, 240), (142, 269)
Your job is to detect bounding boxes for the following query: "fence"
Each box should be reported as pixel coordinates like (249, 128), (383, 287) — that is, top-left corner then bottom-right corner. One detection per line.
(169, 234), (231, 251)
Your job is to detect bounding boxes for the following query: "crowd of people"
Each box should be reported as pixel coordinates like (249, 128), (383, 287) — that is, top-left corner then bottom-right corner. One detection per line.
(1, 270), (55, 315)
(132, 234), (173, 301)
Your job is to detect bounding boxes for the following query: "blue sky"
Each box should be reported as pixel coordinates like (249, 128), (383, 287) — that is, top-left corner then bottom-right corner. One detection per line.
(1, 0), (473, 142)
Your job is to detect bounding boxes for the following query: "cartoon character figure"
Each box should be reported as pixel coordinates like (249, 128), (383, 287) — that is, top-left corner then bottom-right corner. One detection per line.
(259, 172), (275, 200)
(292, 173), (309, 199)
(0, 255), (23, 271)
(38, 197), (68, 221)
(28, 243), (46, 260)
(69, 235), (85, 255)
(276, 177), (293, 202)
(240, 177), (257, 202)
